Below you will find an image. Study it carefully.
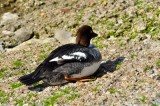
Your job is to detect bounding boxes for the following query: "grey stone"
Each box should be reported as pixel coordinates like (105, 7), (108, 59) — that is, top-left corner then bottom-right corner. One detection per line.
(0, 12), (21, 32)
(54, 29), (75, 44)
(14, 27), (34, 43)
(0, 12), (19, 26)
(2, 30), (15, 37)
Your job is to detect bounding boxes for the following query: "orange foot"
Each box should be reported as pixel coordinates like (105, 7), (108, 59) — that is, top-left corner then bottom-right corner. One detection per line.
(64, 76), (96, 82)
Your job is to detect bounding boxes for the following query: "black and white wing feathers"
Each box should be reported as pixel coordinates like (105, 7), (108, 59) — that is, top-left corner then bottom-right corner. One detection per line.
(48, 44), (94, 64)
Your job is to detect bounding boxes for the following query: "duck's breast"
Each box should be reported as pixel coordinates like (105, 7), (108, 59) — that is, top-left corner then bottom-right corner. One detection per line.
(71, 61), (101, 78)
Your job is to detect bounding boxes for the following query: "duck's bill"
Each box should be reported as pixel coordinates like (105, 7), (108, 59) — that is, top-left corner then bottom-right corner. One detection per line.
(93, 32), (98, 37)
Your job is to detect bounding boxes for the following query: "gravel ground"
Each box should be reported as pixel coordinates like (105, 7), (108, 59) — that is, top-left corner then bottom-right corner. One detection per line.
(0, 0), (160, 106)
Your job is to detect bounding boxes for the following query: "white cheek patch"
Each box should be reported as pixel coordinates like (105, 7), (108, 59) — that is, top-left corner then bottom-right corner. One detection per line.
(71, 52), (86, 59)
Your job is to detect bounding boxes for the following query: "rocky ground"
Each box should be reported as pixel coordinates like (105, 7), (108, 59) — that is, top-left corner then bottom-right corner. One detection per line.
(0, 0), (160, 105)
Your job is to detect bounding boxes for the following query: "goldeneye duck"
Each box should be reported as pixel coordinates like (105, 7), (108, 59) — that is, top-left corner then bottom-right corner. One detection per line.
(19, 25), (102, 86)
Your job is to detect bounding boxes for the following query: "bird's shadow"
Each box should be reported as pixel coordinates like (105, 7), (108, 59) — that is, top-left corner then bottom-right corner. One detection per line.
(92, 56), (125, 77)
(28, 82), (69, 91)
(28, 83), (49, 91)
(28, 56), (125, 92)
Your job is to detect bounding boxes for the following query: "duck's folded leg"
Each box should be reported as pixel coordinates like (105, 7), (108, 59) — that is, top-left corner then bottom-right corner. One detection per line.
(64, 76), (96, 82)
(78, 77), (96, 82)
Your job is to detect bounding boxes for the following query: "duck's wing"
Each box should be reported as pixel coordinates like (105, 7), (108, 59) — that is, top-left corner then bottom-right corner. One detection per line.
(46, 44), (94, 65)
(36, 43), (94, 72)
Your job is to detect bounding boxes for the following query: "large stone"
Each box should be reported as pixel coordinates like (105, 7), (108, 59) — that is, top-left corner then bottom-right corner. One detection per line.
(2, 30), (15, 37)
(54, 29), (75, 44)
(14, 27), (34, 43)
(0, 12), (19, 26)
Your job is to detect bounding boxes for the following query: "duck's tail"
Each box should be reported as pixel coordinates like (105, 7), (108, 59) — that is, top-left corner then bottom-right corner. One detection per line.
(18, 64), (43, 85)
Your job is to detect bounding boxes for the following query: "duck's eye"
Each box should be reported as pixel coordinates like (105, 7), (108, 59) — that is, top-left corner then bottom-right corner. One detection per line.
(90, 30), (93, 33)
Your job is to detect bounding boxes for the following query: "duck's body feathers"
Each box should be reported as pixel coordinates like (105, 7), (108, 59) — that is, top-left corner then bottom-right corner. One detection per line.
(19, 43), (101, 85)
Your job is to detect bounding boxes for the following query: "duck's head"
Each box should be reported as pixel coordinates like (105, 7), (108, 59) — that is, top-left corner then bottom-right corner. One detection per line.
(76, 25), (98, 47)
